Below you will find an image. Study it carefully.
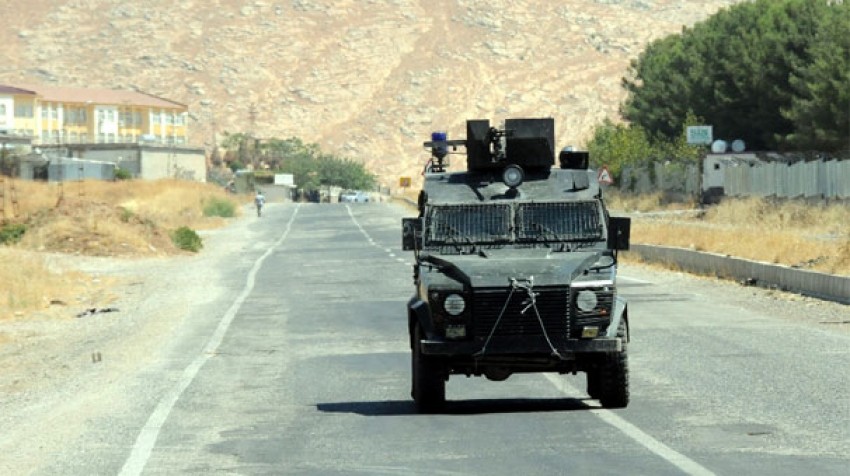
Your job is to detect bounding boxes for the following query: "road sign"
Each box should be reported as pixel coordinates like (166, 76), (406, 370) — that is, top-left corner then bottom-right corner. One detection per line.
(399, 176), (411, 188)
(686, 125), (713, 145)
(597, 166), (614, 185)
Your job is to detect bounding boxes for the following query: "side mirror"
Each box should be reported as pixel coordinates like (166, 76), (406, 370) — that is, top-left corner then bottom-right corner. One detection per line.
(402, 217), (423, 251)
(607, 216), (631, 250)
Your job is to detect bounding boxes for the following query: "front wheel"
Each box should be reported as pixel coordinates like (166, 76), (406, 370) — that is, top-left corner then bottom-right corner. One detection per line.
(596, 319), (629, 408)
(411, 326), (445, 413)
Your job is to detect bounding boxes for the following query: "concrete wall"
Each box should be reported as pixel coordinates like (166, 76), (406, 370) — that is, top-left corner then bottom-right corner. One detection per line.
(139, 148), (206, 182)
(628, 244), (850, 304)
(32, 143), (206, 182)
(80, 147), (141, 176)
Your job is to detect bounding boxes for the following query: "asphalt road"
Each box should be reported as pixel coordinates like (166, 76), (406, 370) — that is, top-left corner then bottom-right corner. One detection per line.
(8, 202), (850, 475)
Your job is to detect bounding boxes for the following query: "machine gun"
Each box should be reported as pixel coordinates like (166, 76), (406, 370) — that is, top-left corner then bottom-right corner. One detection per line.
(423, 117), (591, 186)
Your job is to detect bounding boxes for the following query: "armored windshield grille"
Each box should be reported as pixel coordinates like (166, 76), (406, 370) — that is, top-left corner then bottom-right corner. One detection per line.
(516, 202), (603, 241)
(426, 204), (512, 244)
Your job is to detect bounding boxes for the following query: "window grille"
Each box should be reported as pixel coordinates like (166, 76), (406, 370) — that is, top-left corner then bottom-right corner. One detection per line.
(516, 202), (602, 242)
(426, 204), (512, 245)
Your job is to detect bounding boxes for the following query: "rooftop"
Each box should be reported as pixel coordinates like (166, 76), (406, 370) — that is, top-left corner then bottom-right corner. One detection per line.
(0, 83), (186, 109)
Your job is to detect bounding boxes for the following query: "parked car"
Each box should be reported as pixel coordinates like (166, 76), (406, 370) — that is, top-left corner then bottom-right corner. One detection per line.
(339, 190), (369, 203)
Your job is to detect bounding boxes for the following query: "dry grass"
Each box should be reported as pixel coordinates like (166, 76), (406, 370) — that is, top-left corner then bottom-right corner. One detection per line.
(0, 248), (111, 322)
(604, 190), (699, 213)
(622, 196), (850, 276)
(1, 178), (242, 319)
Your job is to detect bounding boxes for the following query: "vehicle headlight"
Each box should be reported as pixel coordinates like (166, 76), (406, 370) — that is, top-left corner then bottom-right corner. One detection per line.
(576, 290), (598, 312)
(443, 293), (466, 316)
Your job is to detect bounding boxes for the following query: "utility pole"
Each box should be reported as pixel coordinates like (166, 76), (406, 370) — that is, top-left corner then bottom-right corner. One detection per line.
(248, 103), (258, 169)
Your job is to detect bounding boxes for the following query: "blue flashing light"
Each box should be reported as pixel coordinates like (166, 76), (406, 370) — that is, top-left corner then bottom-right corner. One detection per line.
(431, 131), (447, 142)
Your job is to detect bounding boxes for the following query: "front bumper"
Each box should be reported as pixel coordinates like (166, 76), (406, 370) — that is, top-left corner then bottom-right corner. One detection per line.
(421, 336), (622, 357)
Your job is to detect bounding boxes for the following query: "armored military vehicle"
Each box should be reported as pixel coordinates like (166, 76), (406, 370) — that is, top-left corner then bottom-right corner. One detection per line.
(402, 118), (631, 413)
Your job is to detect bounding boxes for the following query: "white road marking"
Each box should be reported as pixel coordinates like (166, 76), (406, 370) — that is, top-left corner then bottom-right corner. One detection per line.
(618, 275), (652, 284)
(347, 206), (407, 265)
(119, 205), (301, 476)
(543, 374), (715, 476)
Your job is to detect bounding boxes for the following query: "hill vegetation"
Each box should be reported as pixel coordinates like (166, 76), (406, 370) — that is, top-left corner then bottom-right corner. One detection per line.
(593, 0), (850, 176)
(218, 133), (376, 191)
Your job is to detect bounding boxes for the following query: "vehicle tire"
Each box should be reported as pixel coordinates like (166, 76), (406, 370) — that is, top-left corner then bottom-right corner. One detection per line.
(597, 319), (629, 409)
(411, 326), (445, 413)
(586, 370), (602, 400)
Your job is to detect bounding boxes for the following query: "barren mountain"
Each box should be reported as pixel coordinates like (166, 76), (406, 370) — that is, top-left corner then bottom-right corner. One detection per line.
(0, 0), (742, 186)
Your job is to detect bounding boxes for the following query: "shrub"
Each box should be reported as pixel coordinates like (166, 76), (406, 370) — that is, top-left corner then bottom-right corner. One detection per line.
(203, 197), (236, 218)
(115, 168), (133, 180)
(170, 226), (203, 252)
(119, 207), (135, 223)
(0, 223), (27, 245)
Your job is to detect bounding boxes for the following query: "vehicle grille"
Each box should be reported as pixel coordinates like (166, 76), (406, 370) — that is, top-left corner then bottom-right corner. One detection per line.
(472, 287), (569, 338)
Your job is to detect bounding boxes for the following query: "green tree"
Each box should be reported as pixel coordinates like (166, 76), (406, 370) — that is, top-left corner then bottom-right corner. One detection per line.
(587, 112), (703, 177)
(587, 119), (654, 178)
(623, 0), (832, 150)
(783, 2), (850, 152)
(218, 133), (376, 190)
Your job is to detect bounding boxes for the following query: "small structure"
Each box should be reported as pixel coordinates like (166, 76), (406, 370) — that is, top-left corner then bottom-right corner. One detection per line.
(18, 143), (206, 182)
(701, 153), (761, 203)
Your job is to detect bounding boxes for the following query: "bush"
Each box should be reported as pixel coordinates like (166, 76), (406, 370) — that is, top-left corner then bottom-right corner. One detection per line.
(0, 223), (27, 245)
(115, 168), (133, 180)
(170, 226), (203, 252)
(119, 207), (135, 223)
(203, 197), (236, 218)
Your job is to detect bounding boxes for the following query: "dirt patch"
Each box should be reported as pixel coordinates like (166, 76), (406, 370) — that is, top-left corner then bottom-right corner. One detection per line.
(1, 179), (243, 321)
(17, 196), (179, 257)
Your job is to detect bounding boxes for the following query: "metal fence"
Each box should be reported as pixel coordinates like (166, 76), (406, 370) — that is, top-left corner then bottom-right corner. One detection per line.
(47, 160), (115, 182)
(620, 157), (850, 200)
(724, 159), (850, 200)
(620, 162), (700, 196)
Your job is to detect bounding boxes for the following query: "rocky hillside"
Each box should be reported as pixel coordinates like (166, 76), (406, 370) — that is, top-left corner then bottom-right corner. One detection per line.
(0, 0), (742, 186)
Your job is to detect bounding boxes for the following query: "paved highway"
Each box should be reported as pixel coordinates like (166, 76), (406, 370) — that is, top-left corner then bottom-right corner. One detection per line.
(5, 202), (849, 475)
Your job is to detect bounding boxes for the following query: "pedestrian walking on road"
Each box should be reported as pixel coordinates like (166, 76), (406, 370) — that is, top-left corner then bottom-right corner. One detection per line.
(254, 190), (266, 217)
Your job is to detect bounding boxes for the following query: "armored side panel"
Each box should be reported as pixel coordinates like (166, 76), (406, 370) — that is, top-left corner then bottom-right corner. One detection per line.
(505, 118), (554, 169)
(465, 119), (492, 172)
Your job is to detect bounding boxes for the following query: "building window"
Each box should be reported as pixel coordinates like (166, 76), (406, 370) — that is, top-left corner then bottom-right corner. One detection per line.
(14, 104), (31, 117)
(0, 104), (6, 115)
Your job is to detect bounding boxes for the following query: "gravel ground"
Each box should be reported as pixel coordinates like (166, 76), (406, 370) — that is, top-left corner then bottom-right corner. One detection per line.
(0, 206), (259, 472)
